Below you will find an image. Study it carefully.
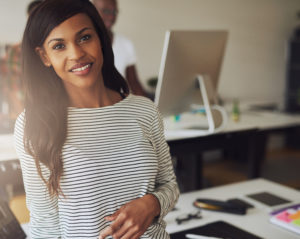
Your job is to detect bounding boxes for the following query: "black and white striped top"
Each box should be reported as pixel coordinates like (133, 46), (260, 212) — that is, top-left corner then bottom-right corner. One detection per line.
(14, 94), (179, 239)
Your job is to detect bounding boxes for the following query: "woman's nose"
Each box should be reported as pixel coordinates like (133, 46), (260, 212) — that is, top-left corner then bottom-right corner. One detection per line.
(68, 44), (85, 60)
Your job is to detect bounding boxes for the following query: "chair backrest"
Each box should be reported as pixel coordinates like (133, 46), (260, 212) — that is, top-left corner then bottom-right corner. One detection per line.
(0, 198), (26, 239)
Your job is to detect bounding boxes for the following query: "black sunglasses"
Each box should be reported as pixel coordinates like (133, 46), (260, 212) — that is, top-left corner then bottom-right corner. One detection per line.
(175, 210), (202, 224)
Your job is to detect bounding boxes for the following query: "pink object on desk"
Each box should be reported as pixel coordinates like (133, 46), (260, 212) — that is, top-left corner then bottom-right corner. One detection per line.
(276, 211), (292, 223)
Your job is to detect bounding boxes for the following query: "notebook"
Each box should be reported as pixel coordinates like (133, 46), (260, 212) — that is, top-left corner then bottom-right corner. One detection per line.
(270, 203), (300, 235)
(170, 220), (262, 239)
(246, 192), (291, 206)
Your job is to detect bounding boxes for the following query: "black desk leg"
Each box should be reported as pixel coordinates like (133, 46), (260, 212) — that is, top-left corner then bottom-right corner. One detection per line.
(174, 154), (204, 192)
(247, 131), (267, 178)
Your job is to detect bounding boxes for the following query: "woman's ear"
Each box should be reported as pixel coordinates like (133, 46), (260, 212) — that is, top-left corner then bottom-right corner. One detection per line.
(35, 47), (51, 67)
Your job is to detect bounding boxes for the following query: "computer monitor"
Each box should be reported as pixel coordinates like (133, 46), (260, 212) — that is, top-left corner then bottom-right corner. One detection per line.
(155, 30), (228, 132)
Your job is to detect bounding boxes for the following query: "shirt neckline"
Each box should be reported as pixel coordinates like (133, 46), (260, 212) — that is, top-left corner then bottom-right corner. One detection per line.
(68, 94), (131, 111)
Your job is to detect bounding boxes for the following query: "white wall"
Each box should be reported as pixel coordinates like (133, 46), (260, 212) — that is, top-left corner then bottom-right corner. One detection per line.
(0, 0), (29, 44)
(114, 0), (300, 104)
(1, 0), (299, 105)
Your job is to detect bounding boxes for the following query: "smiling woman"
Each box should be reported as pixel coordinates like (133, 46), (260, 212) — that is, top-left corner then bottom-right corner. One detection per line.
(14, 0), (179, 238)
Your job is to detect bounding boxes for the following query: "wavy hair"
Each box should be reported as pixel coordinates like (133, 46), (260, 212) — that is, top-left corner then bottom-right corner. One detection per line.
(22, 0), (129, 196)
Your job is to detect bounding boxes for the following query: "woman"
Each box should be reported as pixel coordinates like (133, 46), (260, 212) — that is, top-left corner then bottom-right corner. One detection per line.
(14, 0), (179, 238)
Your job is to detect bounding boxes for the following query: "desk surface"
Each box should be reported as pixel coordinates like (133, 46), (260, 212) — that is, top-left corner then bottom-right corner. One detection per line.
(21, 179), (300, 239)
(165, 178), (300, 239)
(2, 110), (300, 161)
(165, 110), (300, 141)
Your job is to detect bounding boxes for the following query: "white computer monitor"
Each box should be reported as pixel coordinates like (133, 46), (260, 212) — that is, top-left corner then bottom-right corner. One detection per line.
(155, 30), (228, 132)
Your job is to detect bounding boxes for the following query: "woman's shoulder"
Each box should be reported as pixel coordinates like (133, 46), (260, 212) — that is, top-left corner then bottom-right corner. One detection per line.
(124, 94), (158, 117)
(14, 111), (26, 140)
(14, 111), (26, 153)
(126, 94), (156, 109)
(15, 111), (25, 128)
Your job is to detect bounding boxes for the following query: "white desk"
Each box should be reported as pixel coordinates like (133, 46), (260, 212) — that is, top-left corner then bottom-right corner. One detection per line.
(2, 110), (300, 191)
(1, 110), (300, 192)
(165, 109), (300, 141)
(165, 178), (300, 239)
(162, 109), (300, 190)
(2, 110), (300, 159)
(21, 179), (300, 239)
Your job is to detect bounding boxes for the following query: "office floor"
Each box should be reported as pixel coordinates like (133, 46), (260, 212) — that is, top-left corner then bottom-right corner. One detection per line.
(203, 147), (300, 190)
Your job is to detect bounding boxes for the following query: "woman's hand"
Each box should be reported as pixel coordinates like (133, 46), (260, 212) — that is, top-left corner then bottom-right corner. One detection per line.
(99, 194), (160, 239)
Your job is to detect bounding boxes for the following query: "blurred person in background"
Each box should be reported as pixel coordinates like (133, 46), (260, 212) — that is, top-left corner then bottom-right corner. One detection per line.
(92, 0), (148, 97)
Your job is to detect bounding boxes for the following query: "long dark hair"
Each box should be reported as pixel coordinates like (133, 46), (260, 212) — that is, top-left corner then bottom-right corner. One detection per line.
(22, 0), (129, 196)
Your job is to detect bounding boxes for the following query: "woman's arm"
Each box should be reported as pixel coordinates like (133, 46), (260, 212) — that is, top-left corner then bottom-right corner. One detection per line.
(14, 113), (61, 239)
(149, 107), (180, 223)
(99, 104), (179, 239)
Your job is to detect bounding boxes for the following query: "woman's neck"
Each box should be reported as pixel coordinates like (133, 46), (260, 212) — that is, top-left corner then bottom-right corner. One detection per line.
(66, 83), (121, 108)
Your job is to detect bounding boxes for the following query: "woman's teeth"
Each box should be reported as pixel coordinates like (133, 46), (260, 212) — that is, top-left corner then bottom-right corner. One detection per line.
(72, 64), (91, 72)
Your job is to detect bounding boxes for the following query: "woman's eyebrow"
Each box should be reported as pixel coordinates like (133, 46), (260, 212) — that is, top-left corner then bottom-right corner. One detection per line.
(76, 27), (93, 36)
(47, 38), (63, 46)
(47, 27), (93, 45)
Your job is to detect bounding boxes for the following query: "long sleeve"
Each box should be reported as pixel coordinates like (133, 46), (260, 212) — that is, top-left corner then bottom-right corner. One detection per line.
(14, 113), (61, 239)
(150, 107), (179, 223)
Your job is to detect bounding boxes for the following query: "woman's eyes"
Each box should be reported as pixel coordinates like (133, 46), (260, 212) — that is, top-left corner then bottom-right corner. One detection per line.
(79, 34), (91, 43)
(51, 34), (91, 50)
(52, 43), (65, 50)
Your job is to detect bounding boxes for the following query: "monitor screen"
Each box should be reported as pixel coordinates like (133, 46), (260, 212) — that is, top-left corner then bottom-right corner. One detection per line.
(155, 30), (228, 118)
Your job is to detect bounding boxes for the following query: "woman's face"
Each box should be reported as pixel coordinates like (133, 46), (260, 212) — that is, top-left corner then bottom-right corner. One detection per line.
(37, 13), (104, 91)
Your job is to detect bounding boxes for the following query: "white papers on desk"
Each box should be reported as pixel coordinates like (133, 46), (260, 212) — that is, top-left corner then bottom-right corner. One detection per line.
(165, 129), (211, 141)
(163, 113), (213, 141)
(164, 112), (210, 131)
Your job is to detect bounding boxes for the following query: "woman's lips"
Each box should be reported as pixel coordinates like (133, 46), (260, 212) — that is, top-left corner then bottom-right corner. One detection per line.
(69, 63), (93, 75)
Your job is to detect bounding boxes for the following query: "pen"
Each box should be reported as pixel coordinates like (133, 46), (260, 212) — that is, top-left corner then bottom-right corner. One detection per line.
(185, 233), (223, 239)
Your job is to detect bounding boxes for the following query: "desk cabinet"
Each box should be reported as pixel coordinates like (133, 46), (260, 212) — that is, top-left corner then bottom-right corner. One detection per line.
(167, 129), (257, 192)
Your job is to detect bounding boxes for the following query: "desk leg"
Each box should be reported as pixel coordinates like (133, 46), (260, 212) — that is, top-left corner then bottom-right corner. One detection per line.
(286, 126), (300, 149)
(247, 132), (267, 178)
(194, 154), (204, 190)
(174, 154), (203, 192)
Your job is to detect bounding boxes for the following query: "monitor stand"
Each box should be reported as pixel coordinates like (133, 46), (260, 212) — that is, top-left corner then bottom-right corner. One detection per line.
(163, 75), (227, 138)
(195, 75), (227, 133)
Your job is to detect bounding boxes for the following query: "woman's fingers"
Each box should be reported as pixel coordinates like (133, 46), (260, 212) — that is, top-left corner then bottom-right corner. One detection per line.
(99, 195), (159, 238)
(104, 210), (120, 221)
(118, 229), (142, 239)
(99, 224), (116, 239)
(110, 220), (131, 239)
(99, 212), (125, 239)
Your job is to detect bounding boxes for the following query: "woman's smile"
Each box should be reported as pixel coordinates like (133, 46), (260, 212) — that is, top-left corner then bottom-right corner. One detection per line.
(69, 62), (93, 75)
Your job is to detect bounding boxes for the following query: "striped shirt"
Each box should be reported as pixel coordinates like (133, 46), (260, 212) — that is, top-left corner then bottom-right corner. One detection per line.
(14, 94), (179, 239)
